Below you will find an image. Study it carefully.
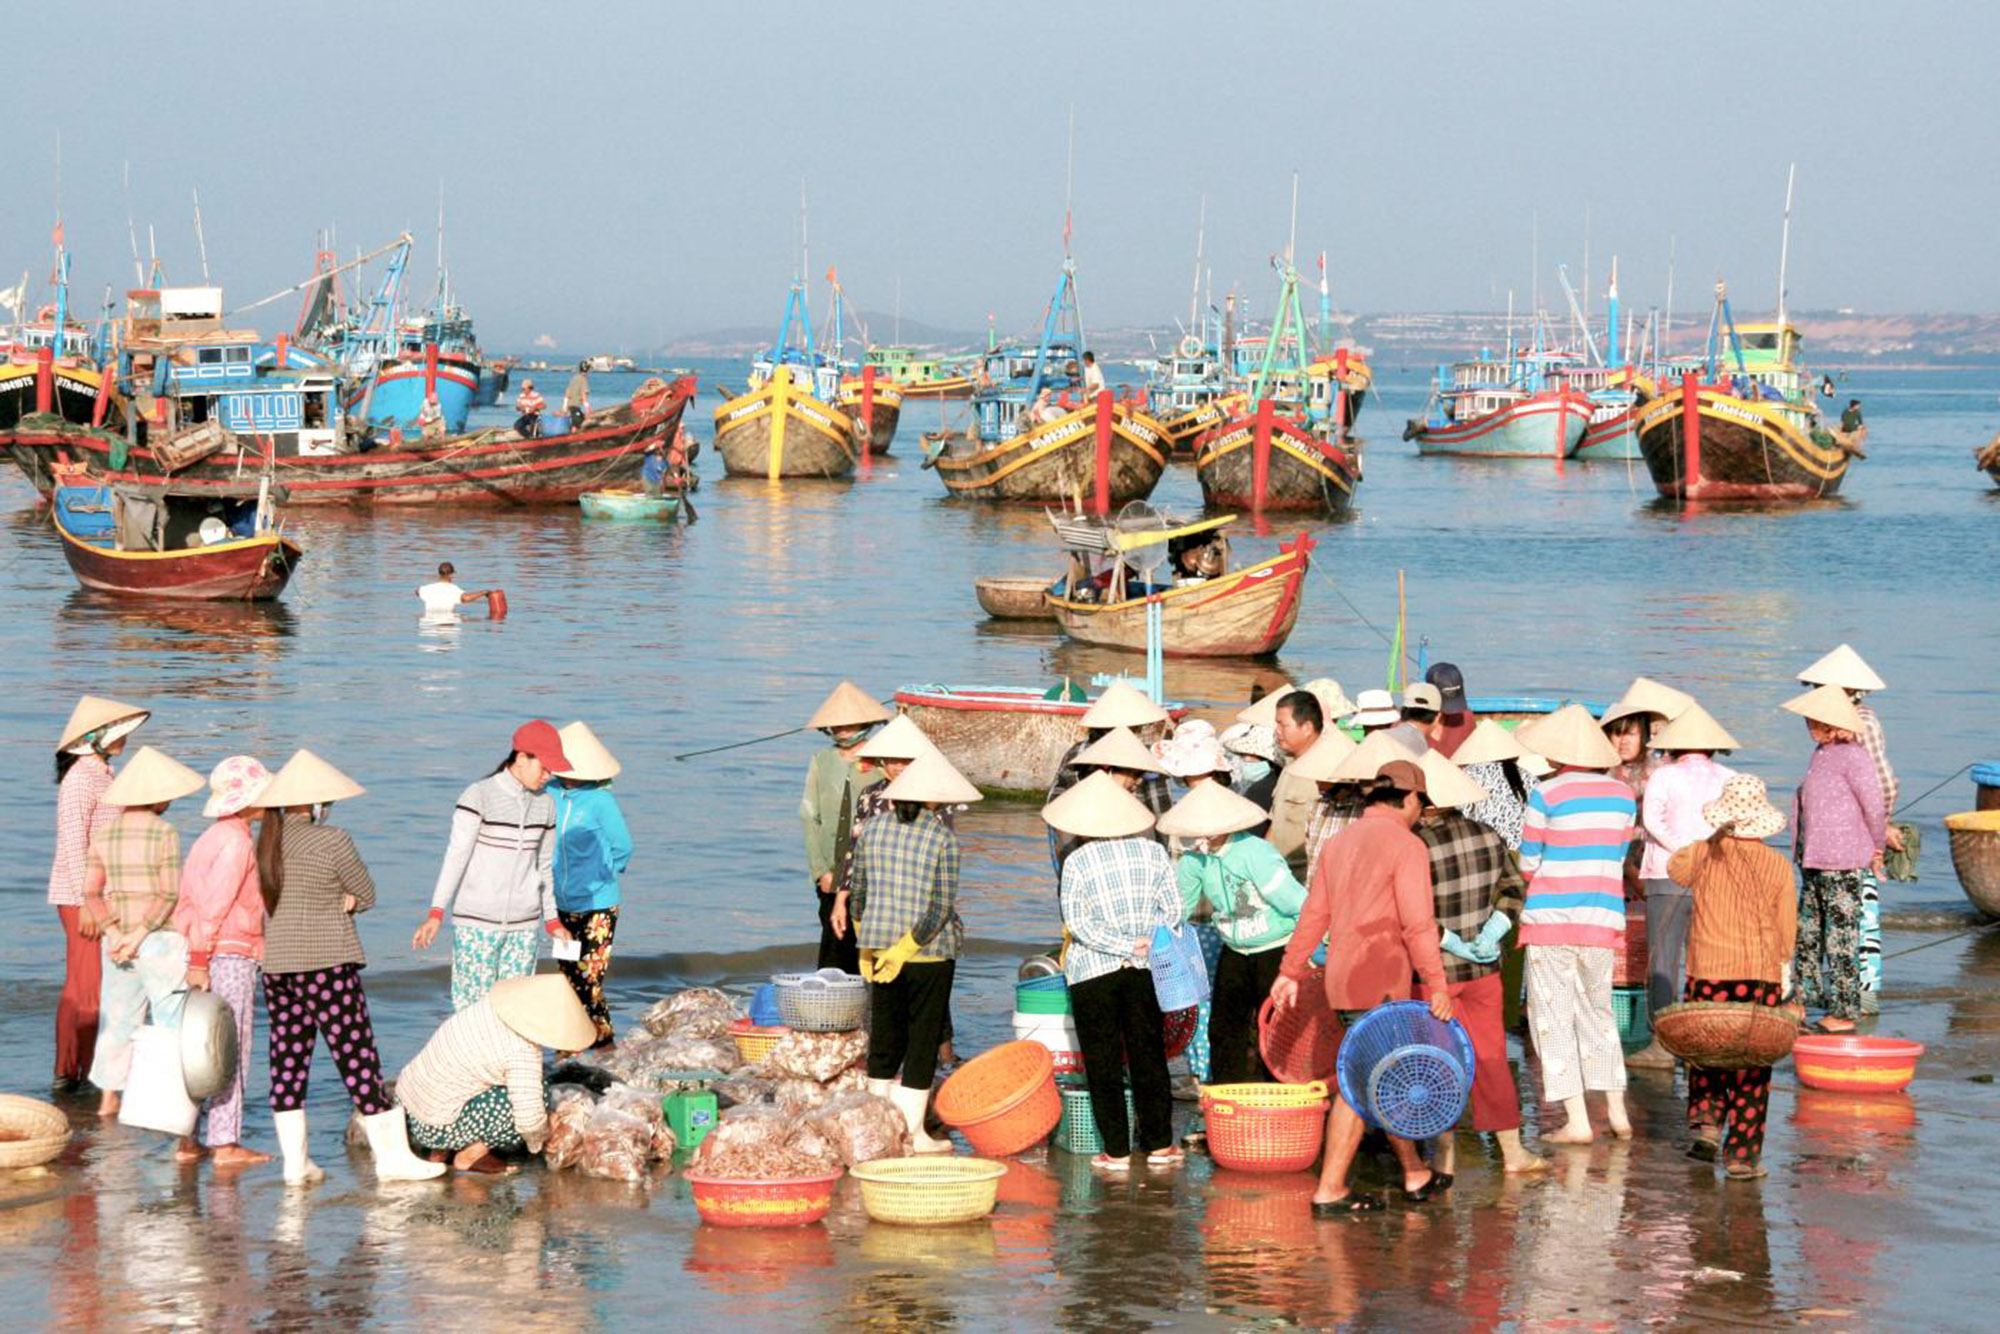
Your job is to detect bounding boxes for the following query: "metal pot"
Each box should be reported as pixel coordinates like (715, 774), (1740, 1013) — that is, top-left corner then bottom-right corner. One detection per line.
(1017, 954), (1062, 982)
(179, 988), (240, 1101)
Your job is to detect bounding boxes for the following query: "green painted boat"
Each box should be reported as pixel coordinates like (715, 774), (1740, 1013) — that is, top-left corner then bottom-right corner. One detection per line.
(580, 487), (680, 520)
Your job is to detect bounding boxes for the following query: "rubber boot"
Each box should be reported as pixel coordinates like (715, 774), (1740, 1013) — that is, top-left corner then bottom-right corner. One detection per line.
(273, 1110), (325, 1185)
(360, 1108), (447, 1182)
(888, 1084), (953, 1155)
(866, 1078), (894, 1101)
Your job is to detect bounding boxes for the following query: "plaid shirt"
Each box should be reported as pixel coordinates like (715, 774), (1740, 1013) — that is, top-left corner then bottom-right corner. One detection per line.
(49, 753), (118, 907)
(1303, 789), (1367, 885)
(1417, 810), (1527, 985)
(839, 779), (956, 896)
(1048, 739), (1172, 871)
(851, 808), (962, 956)
(85, 809), (181, 952)
(263, 814), (377, 975)
(1854, 703), (1897, 812)
(1060, 836), (1179, 985)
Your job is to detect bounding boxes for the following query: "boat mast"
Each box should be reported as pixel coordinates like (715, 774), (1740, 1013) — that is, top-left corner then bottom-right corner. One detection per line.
(192, 187), (211, 283)
(1188, 194), (1205, 339)
(1605, 256), (1620, 365)
(1775, 161), (1796, 328)
(1662, 234), (1677, 361)
(1064, 106), (1085, 355)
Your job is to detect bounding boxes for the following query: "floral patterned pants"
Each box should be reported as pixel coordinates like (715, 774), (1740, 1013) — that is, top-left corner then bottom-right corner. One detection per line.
(450, 925), (540, 1013)
(556, 907), (619, 1047)
(407, 1085), (527, 1154)
(1685, 977), (1780, 1167)
(1796, 869), (1863, 1021)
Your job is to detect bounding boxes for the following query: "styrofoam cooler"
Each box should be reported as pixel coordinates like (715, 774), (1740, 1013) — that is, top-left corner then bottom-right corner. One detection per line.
(1012, 1011), (1083, 1076)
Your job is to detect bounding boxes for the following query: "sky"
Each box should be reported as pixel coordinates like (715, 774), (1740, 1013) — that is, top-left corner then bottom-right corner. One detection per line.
(6, 1), (1995, 350)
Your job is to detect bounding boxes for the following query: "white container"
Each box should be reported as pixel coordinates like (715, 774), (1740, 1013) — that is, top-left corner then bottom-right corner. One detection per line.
(119, 1026), (199, 1137)
(1012, 1011), (1084, 1075)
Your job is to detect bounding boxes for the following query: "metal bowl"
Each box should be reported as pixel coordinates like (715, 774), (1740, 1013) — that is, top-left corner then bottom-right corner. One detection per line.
(179, 988), (241, 1101)
(1016, 955), (1062, 982)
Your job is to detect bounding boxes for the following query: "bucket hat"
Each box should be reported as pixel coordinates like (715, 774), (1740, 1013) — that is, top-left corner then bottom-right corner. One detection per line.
(1219, 722), (1278, 764)
(1156, 781), (1270, 840)
(1782, 684), (1865, 734)
(102, 746), (206, 808)
(1515, 704), (1621, 770)
(58, 695), (150, 755)
(1153, 719), (1227, 779)
(1080, 680), (1168, 729)
(1074, 726), (1165, 774)
(490, 974), (597, 1051)
(555, 722), (621, 781)
(1650, 703), (1739, 753)
(1040, 770), (1155, 838)
(1349, 689), (1399, 729)
(881, 749), (982, 806)
(1702, 774), (1787, 841)
(202, 756), (273, 819)
(1797, 643), (1885, 693)
(807, 681), (891, 731)
(256, 750), (366, 809)
(856, 715), (938, 762)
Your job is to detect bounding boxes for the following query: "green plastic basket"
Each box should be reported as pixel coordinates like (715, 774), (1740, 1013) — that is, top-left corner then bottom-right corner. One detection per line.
(1053, 1083), (1135, 1155)
(1613, 987), (1650, 1045)
(1014, 982), (1073, 1016)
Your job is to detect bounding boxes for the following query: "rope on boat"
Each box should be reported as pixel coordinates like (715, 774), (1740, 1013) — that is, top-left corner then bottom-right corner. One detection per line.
(1891, 762), (1975, 818)
(673, 725), (808, 761)
(1305, 559), (1396, 648)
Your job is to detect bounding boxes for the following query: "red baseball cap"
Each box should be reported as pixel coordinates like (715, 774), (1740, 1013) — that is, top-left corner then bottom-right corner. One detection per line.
(511, 720), (571, 772)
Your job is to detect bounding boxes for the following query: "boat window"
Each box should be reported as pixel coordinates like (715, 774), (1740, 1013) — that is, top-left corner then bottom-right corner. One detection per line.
(197, 347), (225, 365)
(1740, 332), (1779, 351)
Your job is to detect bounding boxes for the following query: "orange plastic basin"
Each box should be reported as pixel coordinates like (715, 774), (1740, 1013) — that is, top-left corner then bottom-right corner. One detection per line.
(1792, 1034), (1925, 1093)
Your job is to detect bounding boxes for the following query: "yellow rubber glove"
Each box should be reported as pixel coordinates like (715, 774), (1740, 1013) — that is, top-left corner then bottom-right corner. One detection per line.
(858, 949), (881, 983)
(870, 933), (922, 984)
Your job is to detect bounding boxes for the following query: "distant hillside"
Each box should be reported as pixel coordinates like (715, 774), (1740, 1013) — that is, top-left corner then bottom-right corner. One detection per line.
(660, 310), (981, 357)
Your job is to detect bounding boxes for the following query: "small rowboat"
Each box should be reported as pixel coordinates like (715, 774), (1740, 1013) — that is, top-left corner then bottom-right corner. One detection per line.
(1945, 810), (2000, 920)
(975, 576), (1057, 620)
(580, 486), (680, 520)
(894, 684), (1187, 796)
(51, 474), (300, 600)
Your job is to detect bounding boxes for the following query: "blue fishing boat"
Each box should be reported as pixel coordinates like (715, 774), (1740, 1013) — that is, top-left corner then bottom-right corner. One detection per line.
(1404, 310), (1592, 459)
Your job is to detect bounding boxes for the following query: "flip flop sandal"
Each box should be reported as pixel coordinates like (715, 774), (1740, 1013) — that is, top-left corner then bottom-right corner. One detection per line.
(1312, 1192), (1383, 1217)
(1089, 1153), (1131, 1172)
(1725, 1163), (1768, 1181)
(1146, 1146), (1185, 1167)
(1400, 1174), (1446, 1203)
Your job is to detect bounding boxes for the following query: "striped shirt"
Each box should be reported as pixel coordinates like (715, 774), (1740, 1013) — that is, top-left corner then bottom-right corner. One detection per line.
(264, 814), (376, 975)
(430, 771), (557, 931)
(48, 754), (118, 907)
(1517, 770), (1636, 949)
(850, 807), (962, 956)
(1061, 836), (1180, 986)
(1670, 839), (1798, 984)
(85, 809), (182, 952)
(396, 998), (549, 1152)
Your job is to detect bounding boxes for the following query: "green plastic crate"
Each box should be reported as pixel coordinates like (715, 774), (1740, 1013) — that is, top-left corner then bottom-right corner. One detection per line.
(1612, 987), (1650, 1045)
(1053, 1084), (1135, 1155)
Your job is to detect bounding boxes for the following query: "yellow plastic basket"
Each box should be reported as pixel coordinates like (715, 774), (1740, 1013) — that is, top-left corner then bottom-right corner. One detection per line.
(847, 1156), (1008, 1226)
(1198, 1081), (1330, 1110)
(730, 1021), (787, 1068)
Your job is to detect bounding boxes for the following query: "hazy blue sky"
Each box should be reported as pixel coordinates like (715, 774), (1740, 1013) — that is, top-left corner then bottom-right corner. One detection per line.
(7, 1), (1994, 349)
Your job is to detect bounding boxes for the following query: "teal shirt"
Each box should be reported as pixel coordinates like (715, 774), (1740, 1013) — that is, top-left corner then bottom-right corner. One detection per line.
(1176, 832), (1307, 954)
(551, 783), (633, 914)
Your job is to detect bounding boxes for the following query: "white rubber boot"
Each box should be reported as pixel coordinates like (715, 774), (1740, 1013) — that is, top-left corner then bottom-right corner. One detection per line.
(273, 1110), (325, 1185)
(889, 1084), (954, 1155)
(360, 1108), (447, 1182)
(866, 1078), (894, 1100)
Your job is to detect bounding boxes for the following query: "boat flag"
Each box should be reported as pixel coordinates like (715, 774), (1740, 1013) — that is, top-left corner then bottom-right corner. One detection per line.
(51, 218), (63, 250)
(0, 280), (22, 314)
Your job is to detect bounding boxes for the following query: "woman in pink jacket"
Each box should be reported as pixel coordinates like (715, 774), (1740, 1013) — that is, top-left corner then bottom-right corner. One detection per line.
(171, 756), (276, 1168)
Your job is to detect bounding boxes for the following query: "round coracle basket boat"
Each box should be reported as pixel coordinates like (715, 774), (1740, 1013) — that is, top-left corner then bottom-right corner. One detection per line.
(974, 576), (1058, 621)
(0, 1095), (71, 1170)
(1944, 810), (2000, 920)
(1651, 1001), (1802, 1069)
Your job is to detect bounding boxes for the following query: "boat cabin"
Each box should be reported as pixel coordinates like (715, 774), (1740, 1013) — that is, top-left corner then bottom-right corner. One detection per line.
(1715, 322), (1808, 407)
(54, 479), (272, 554)
(1050, 511), (1236, 605)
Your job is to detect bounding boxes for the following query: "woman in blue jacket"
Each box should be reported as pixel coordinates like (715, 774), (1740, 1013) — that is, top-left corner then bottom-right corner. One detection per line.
(550, 722), (633, 1049)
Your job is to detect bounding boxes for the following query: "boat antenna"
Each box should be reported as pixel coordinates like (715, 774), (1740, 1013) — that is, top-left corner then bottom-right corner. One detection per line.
(1662, 233), (1677, 360)
(1530, 210), (1539, 325)
(192, 187), (211, 283)
(1581, 202), (1592, 334)
(435, 178), (447, 307)
(1775, 161), (1796, 327)
(123, 161), (144, 288)
(1061, 106), (1086, 354)
(894, 274), (901, 345)
(1189, 194), (1205, 339)
(1286, 171), (1299, 269)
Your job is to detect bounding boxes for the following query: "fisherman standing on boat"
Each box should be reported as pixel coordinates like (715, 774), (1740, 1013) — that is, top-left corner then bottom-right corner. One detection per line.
(564, 361), (591, 428)
(1081, 351), (1106, 398)
(417, 392), (446, 442)
(802, 683), (890, 974)
(514, 380), (545, 438)
(1840, 399), (1864, 433)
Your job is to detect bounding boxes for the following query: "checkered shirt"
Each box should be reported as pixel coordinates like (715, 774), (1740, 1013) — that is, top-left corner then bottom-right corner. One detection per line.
(1060, 835), (1179, 985)
(1417, 810), (1527, 984)
(1854, 703), (1898, 812)
(839, 780), (955, 896)
(85, 809), (181, 949)
(1048, 739), (1172, 869)
(262, 814), (378, 975)
(850, 807), (962, 956)
(48, 753), (117, 907)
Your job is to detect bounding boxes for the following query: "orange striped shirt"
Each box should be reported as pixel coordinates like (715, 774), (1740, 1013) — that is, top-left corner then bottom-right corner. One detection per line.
(1668, 839), (1798, 984)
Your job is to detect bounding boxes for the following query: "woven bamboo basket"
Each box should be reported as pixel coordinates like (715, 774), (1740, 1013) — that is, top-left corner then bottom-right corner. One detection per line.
(1651, 1001), (1801, 1070)
(1945, 811), (2000, 920)
(0, 1096), (70, 1170)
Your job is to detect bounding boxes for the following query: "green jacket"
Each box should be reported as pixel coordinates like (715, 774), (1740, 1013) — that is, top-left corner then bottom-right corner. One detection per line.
(1176, 831), (1307, 954)
(801, 747), (865, 882)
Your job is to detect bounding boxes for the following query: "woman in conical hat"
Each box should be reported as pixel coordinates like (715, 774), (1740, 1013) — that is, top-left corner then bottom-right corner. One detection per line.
(1796, 645), (1894, 1015)
(1783, 686), (1886, 1034)
(852, 750), (982, 1154)
(79, 744), (204, 1120)
(801, 683), (890, 975)
(48, 695), (150, 1089)
(1046, 772), (1182, 1172)
(548, 722), (632, 1051)
(1049, 687), (1175, 874)
(1160, 782), (1304, 1086)
(255, 751), (444, 1186)
(1450, 719), (1544, 853)
(1600, 678), (1689, 806)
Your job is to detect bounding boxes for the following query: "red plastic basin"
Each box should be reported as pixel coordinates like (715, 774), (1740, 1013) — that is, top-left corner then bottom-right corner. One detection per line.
(1792, 1034), (1925, 1093)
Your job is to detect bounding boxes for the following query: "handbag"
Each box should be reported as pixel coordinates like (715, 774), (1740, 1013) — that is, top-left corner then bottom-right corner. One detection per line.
(1148, 923), (1211, 1012)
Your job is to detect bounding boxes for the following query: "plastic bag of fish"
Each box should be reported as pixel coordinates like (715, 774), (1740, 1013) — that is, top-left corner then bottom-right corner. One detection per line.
(544, 1082), (677, 1182)
(757, 1028), (868, 1083)
(688, 1102), (844, 1180)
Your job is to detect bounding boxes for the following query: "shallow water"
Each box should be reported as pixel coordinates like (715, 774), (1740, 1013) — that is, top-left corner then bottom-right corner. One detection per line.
(2, 364), (1998, 1328)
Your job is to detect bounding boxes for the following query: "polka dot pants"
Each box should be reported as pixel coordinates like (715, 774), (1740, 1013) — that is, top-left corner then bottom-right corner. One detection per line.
(263, 964), (391, 1116)
(1684, 977), (1780, 1168)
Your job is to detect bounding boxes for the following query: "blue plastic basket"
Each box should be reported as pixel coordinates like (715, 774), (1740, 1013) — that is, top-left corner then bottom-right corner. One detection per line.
(1971, 762), (2000, 789)
(1335, 1001), (1475, 1139)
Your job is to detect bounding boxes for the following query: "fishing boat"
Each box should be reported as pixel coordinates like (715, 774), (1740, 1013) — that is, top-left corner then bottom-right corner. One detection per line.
(893, 683), (1188, 795)
(49, 470), (300, 600)
(1978, 433), (2000, 487)
(923, 260), (1168, 506)
(865, 346), (977, 398)
(836, 374), (902, 455)
(713, 277), (857, 480)
(0, 249), (125, 436)
(1405, 350), (1593, 458)
(974, 575), (1059, 620)
(579, 485), (680, 520)
(475, 355), (514, 407)
(1042, 508), (1314, 658)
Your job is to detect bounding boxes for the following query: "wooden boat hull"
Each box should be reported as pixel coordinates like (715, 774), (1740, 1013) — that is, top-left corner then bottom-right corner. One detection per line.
(1155, 393), (1245, 460)
(893, 685), (1187, 795)
(836, 381), (903, 455)
(0, 358), (119, 432)
(1407, 390), (1591, 458)
(4, 378), (696, 506)
(1047, 534), (1313, 658)
(926, 402), (1168, 505)
(1634, 388), (1850, 501)
(1192, 410), (1358, 514)
(580, 487), (679, 520)
(713, 373), (856, 479)
(975, 575), (1059, 620)
(893, 375), (976, 400)
(57, 524), (302, 600)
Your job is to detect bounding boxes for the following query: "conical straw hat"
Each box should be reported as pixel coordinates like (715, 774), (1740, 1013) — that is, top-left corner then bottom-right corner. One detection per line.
(1238, 679), (1354, 727)
(1157, 780), (1271, 840)
(881, 749), (982, 806)
(1781, 684), (1865, 734)
(102, 745), (206, 807)
(1601, 677), (1694, 726)
(807, 681), (891, 731)
(256, 749), (366, 809)
(1515, 704), (1620, 770)
(1041, 769), (1155, 838)
(1650, 703), (1739, 753)
(490, 974), (596, 1051)
(58, 695), (150, 754)
(1417, 751), (1488, 809)
(1080, 680), (1168, 729)
(1284, 728), (1360, 783)
(1327, 731), (1427, 786)
(1074, 726), (1164, 774)
(556, 721), (621, 781)
(1447, 718), (1524, 768)
(1797, 643), (1885, 693)
(856, 714), (939, 762)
